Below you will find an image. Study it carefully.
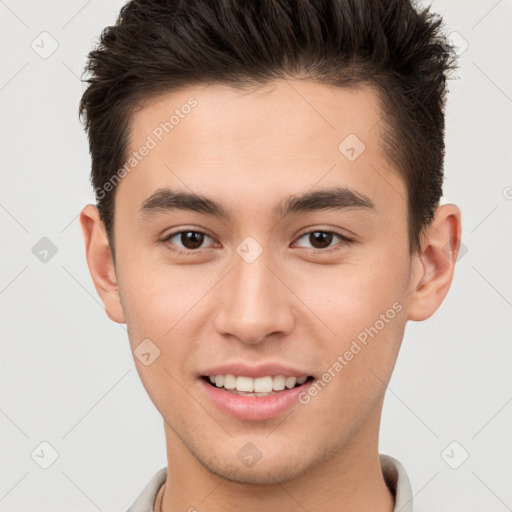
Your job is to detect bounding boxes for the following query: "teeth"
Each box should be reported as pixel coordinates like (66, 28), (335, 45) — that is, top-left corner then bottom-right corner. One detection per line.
(223, 374), (236, 389)
(253, 376), (273, 393)
(236, 376), (253, 392)
(207, 374), (309, 393)
(285, 377), (297, 388)
(273, 375), (286, 391)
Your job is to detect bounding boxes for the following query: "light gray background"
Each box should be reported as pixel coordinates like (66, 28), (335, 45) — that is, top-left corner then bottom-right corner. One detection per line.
(1, 1), (511, 510)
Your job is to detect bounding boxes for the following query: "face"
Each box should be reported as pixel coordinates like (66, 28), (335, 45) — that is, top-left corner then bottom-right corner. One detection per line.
(104, 80), (417, 483)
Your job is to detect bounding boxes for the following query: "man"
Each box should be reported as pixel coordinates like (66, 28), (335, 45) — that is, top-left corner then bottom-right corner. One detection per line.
(78, 0), (461, 510)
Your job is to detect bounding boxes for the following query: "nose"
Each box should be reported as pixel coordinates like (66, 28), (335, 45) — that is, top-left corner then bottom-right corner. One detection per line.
(213, 245), (295, 345)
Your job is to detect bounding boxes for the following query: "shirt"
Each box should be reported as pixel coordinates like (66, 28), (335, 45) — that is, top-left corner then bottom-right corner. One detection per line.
(126, 453), (413, 512)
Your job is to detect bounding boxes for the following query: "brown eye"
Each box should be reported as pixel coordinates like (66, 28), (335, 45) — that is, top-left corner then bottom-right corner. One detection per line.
(179, 231), (205, 250)
(308, 231), (333, 249)
(294, 230), (352, 251)
(164, 230), (214, 253)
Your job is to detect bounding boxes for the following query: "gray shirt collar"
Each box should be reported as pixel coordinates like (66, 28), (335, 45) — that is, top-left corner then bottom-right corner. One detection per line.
(126, 453), (413, 512)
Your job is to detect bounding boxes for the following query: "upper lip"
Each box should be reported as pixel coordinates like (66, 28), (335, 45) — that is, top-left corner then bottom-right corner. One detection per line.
(199, 362), (313, 379)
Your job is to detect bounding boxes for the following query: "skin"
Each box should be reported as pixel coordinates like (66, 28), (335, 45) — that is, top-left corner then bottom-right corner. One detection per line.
(80, 79), (461, 512)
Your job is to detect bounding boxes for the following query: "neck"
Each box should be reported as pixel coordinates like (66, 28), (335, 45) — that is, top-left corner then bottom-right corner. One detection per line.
(160, 405), (394, 512)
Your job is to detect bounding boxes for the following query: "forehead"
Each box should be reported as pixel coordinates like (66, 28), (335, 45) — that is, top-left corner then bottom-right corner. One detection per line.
(129, 79), (384, 158)
(116, 79), (406, 223)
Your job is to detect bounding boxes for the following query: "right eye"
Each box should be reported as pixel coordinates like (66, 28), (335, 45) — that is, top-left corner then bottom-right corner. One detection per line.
(163, 230), (217, 254)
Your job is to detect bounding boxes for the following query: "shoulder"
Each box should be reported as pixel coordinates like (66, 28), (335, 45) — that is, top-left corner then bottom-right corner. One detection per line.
(125, 467), (167, 512)
(380, 453), (413, 512)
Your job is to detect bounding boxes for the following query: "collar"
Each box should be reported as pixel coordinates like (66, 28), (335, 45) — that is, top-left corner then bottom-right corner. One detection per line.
(126, 453), (413, 512)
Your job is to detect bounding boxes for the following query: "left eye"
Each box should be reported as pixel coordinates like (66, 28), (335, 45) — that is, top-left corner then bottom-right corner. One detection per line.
(293, 230), (352, 251)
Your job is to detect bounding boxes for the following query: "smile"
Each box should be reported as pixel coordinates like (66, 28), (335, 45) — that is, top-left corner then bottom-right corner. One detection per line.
(199, 374), (315, 420)
(204, 374), (310, 396)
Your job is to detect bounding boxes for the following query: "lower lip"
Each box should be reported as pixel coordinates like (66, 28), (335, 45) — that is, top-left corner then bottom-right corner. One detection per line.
(199, 378), (312, 421)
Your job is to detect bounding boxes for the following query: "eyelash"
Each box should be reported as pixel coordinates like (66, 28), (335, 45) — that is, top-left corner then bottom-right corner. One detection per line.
(162, 229), (352, 256)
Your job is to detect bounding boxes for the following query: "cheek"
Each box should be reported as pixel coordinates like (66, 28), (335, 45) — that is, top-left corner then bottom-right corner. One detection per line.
(119, 266), (204, 413)
(298, 256), (408, 339)
(294, 250), (410, 399)
(296, 266), (408, 426)
(118, 262), (213, 393)
(119, 260), (204, 332)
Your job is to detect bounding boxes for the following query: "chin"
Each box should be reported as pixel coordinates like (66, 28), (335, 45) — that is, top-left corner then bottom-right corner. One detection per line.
(214, 464), (305, 485)
(198, 451), (317, 486)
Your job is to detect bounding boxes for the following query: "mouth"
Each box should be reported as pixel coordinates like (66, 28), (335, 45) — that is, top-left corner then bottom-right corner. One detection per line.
(197, 364), (317, 420)
(200, 374), (315, 397)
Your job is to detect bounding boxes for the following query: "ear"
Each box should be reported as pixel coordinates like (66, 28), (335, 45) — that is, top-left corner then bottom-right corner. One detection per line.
(79, 204), (126, 324)
(406, 204), (462, 321)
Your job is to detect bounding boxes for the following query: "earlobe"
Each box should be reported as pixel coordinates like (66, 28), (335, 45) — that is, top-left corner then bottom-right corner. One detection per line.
(406, 204), (462, 322)
(79, 204), (126, 324)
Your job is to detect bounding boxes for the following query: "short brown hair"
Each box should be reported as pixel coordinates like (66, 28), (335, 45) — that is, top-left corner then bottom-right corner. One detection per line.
(79, 0), (457, 260)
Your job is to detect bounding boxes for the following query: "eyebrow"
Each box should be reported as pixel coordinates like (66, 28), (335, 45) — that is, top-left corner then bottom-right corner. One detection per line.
(137, 185), (376, 220)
